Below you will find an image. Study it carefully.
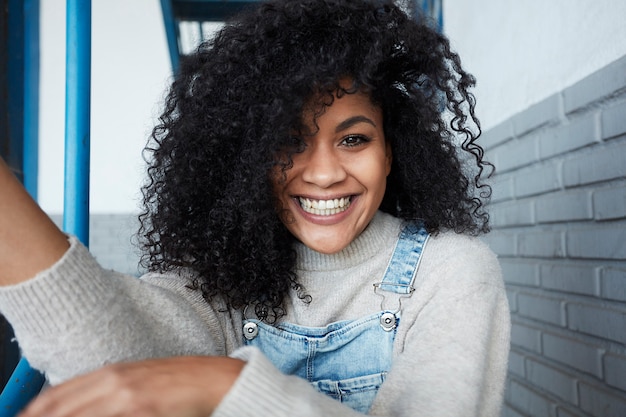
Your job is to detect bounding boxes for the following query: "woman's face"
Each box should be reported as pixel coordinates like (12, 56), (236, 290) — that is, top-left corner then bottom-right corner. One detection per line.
(273, 91), (392, 254)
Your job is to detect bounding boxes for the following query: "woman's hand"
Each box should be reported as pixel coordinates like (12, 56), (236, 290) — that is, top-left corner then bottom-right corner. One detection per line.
(19, 356), (245, 417)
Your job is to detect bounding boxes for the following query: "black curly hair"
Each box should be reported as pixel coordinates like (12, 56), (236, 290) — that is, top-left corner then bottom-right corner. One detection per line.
(139, 0), (493, 320)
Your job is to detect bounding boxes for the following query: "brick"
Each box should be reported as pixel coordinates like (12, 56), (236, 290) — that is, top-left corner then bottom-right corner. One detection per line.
(542, 331), (603, 378)
(504, 377), (513, 401)
(517, 293), (564, 326)
(593, 184), (626, 221)
(502, 405), (528, 417)
(500, 259), (539, 287)
(490, 200), (535, 228)
(600, 267), (626, 302)
(562, 142), (626, 187)
(488, 174), (515, 203)
(89, 214), (141, 276)
(567, 302), (626, 344)
(482, 231), (516, 256)
(508, 380), (555, 417)
(50, 213), (141, 275)
(535, 191), (592, 224)
(540, 264), (598, 296)
(578, 381), (626, 417)
(604, 353), (626, 392)
(557, 407), (587, 417)
(482, 120), (514, 150)
(525, 359), (578, 403)
(508, 349), (526, 378)
(493, 136), (538, 173)
(511, 322), (542, 353)
(512, 93), (562, 137)
(566, 224), (626, 260)
(538, 113), (599, 160)
(50, 214), (62, 228)
(515, 163), (562, 198)
(602, 99), (626, 140)
(563, 55), (626, 114)
(518, 229), (565, 258)
(507, 289), (518, 312)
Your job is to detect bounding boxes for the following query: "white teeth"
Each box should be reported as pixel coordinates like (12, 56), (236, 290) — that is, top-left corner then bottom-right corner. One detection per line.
(298, 196), (351, 216)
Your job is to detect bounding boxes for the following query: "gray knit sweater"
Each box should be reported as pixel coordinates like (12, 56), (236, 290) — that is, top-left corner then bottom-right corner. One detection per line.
(0, 212), (510, 416)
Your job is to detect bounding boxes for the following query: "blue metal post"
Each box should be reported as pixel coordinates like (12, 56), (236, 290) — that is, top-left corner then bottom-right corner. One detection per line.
(418, 0), (443, 32)
(63, 0), (91, 245)
(0, 1), (46, 415)
(0, 0), (26, 407)
(4, 0), (24, 181)
(0, 358), (45, 416)
(160, 0), (180, 72)
(23, 0), (40, 199)
(0, 1), (91, 414)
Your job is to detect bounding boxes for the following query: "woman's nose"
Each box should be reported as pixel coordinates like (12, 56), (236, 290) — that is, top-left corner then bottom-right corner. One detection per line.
(300, 144), (347, 188)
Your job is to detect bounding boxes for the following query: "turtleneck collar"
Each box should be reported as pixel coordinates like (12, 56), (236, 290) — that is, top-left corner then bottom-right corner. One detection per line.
(294, 211), (403, 272)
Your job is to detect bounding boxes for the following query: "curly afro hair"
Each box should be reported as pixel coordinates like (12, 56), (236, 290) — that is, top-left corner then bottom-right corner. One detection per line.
(139, 0), (493, 320)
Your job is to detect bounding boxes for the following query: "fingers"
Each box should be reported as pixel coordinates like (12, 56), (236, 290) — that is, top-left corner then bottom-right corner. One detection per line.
(20, 365), (133, 417)
(18, 356), (245, 417)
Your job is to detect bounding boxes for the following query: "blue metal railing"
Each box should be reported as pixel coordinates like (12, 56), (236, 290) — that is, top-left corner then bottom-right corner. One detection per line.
(160, 0), (181, 72)
(22, 0), (40, 200)
(63, 0), (92, 245)
(0, 1), (91, 415)
(419, 0), (443, 32)
(160, 0), (442, 74)
(0, 0), (43, 413)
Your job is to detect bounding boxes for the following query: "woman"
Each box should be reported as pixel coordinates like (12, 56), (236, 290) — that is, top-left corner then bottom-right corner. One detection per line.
(0, 1), (510, 416)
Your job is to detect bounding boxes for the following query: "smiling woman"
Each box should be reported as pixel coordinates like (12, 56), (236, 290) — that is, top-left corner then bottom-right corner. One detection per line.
(273, 89), (391, 255)
(0, 1), (509, 417)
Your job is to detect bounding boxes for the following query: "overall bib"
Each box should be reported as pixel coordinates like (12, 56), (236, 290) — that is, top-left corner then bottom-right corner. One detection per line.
(242, 223), (429, 413)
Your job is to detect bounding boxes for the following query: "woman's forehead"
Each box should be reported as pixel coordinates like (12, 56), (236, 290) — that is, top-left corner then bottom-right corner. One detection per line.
(297, 90), (381, 133)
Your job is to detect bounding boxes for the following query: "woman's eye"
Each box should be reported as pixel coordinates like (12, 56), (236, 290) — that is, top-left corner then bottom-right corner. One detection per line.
(341, 135), (370, 147)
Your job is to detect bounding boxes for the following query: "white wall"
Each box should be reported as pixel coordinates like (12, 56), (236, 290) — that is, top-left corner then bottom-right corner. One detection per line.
(443, 0), (626, 131)
(39, 0), (171, 214)
(40, 1), (626, 213)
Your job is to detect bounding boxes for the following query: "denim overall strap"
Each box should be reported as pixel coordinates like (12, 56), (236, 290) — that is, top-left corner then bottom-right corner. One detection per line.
(242, 221), (430, 413)
(375, 222), (430, 295)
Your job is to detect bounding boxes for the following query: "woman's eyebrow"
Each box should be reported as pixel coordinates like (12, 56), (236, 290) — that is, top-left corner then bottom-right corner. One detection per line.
(335, 115), (377, 133)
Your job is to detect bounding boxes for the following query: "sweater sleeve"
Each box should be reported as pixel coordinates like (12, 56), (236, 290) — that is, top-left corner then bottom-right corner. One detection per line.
(215, 347), (366, 417)
(0, 236), (231, 385)
(212, 234), (510, 417)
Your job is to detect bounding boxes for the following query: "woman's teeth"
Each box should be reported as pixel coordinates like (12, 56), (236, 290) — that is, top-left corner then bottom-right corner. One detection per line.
(298, 197), (351, 215)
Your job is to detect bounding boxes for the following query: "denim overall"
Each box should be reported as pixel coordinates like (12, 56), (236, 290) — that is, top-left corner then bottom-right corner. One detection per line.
(242, 223), (429, 413)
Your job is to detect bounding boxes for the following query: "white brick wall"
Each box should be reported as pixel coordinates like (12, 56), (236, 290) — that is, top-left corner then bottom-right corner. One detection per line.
(484, 56), (626, 417)
(51, 213), (142, 276)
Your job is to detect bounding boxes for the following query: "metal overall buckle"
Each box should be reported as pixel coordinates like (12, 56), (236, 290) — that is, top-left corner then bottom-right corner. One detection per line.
(373, 283), (415, 332)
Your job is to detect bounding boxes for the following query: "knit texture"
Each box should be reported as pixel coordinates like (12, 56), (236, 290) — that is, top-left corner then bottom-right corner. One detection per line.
(0, 212), (510, 416)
